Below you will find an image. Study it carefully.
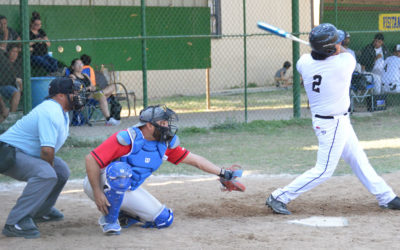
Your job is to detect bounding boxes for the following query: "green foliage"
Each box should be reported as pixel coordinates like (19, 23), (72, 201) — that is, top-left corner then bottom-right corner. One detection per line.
(180, 126), (209, 135)
(247, 82), (258, 88)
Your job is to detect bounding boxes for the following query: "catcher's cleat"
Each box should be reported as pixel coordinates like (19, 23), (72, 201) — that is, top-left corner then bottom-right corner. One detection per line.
(381, 196), (400, 210)
(266, 194), (291, 215)
(99, 216), (121, 235)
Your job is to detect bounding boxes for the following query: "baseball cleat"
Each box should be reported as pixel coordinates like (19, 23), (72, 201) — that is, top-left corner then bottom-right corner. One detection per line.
(99, 216), (121, 235)
(381, 196), (400, 210)
(266, 194), (291, 215)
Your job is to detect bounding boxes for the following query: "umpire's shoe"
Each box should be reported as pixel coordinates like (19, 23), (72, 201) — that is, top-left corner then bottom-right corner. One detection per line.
(266, 194), (291, 215)
(34, 207), (64, 223)
(381, 196), (400, 210)
(2, 216), (40, 239)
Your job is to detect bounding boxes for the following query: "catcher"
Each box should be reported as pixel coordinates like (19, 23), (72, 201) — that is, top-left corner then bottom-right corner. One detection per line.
(83, 105), (245, 235)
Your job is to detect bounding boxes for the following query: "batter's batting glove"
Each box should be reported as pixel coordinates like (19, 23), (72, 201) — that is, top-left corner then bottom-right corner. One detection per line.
(219, 165), (246, 192)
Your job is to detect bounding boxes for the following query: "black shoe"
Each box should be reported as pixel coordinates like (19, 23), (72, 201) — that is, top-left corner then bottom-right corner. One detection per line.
(381, 196), (400, 210)
(2, 217), (40, 239)
(34, 207), (64, 223)
(266, 194), (291, 215)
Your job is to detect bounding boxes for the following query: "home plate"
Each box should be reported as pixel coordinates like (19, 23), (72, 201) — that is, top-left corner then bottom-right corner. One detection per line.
(288, 216), (348, 227)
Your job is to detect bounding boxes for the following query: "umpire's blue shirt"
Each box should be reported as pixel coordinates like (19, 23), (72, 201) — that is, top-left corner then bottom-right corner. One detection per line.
(0, 99), (69, 157)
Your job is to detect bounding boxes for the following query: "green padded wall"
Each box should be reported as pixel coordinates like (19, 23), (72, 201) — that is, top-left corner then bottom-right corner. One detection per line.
(0, 5), (211, 70)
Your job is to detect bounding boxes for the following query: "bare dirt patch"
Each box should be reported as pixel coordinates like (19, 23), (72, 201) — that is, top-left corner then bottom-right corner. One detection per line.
(1, 172), (400, 249)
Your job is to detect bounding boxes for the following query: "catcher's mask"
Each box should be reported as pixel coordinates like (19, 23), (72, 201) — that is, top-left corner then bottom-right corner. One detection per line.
(137, 105), (178, 143)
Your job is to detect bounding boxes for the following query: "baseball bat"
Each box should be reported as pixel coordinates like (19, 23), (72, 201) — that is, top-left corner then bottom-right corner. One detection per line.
(257, 21), (310, 46)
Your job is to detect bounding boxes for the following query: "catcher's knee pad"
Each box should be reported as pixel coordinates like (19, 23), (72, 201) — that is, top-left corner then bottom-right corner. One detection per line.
(104, 162), (132, 224)
(152, 206), (174, 229)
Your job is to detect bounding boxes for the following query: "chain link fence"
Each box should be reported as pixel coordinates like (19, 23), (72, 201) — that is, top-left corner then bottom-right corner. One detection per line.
(0, 0), (399, 134)
(323, 0), (400, 112)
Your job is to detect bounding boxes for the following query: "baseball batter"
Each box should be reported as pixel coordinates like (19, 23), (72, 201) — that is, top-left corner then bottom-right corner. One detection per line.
(84, 105), (244, 235)
(266, 23), (400, 215)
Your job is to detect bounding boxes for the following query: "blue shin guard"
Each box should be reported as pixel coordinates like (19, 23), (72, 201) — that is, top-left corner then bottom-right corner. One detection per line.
(100, 162), (132, 235)
(142, 206), (174, 229)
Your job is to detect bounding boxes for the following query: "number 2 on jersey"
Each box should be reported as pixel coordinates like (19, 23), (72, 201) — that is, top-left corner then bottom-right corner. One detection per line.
(312, 75), (322, 93)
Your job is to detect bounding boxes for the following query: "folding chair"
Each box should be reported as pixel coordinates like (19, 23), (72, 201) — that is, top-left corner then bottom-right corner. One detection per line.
(95, 64), (136, 117)
(350, 72), (375, 113)
(74, 65), (136, 126)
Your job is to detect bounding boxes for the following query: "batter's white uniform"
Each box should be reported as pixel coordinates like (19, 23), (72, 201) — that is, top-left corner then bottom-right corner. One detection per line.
(271, 51), (396, 206)
(382, 55), (400, 93)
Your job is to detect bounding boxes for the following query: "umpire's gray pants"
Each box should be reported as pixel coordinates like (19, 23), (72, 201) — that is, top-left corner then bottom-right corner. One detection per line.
(3, 149), (70, 225)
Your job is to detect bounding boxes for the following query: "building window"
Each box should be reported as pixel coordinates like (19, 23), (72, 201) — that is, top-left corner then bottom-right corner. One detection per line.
(209, 0), (221, 37)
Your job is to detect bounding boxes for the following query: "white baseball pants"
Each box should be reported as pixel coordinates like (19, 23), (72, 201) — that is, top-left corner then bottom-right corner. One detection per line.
(84, 173), (164, 222)
(272, 114), (396, 206)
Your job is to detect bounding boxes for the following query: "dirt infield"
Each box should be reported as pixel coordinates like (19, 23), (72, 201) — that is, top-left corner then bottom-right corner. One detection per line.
(1, 172), (400, 249)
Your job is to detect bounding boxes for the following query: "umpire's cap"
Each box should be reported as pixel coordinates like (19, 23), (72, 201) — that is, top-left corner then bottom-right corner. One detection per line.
(135, 105), (177, 127)
(46, 77), (82, 99)
(309, 23), (344, 56)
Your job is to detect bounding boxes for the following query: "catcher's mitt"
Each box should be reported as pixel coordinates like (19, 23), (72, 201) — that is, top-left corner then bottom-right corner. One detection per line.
(219, 165), (246, 192)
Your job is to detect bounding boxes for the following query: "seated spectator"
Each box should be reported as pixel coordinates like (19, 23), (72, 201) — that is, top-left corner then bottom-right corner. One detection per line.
(69, 58), (120, 126)
(8, 43), (23, 92)
(341, 31), (361, 72)
(0, 96), (9, 123)
(274, 61), (292, 89)
(0, 47), (21, 117)
(0, 15), (20, 52)
(359, 33), (388, 94)
(382, 44), (400, 93)
(341, 31), (356, 58)
(80, 54), (96, 86)
(29, 11), (58, 73)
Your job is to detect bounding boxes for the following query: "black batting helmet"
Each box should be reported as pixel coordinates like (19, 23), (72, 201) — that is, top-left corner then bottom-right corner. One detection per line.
(309, 23), (344, 56)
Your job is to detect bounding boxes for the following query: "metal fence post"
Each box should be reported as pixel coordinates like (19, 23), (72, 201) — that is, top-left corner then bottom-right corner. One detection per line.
(141, 0), (148, 108)
(292, 0), (301, 118)
(20, 0), (31, 114)
(243, 0), (248, 123)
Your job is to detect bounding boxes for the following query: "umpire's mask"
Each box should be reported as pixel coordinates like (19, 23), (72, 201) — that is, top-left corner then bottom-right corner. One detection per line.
(69, 81), (86, 111)
(47, 77), (86, 111)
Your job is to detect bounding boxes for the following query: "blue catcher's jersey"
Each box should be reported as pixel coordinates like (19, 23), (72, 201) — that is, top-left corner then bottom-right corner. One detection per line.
(117, 127), (178, 191)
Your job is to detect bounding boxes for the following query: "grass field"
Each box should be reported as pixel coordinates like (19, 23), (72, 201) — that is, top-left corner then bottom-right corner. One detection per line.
(3, 107), (400, 182)
(124, 87), (310, 115)
(1, 88), (400, 182)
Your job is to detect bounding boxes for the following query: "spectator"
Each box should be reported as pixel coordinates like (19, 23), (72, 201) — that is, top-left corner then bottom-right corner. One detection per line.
(69, 58), (120, 126)
(8, 43), (23, 91)
(382, 44), (400, 93)
(0, 15), (20, 52)
(0, 96), (8, 123)
(80, 54), (96, 86)
(0, 45), (21, 116)
(359, 33), (388, 94)
(0, 77), (85, 239)
(341, 31), (361, 72)
(341, 31), (356, 59)
(29, 11), (58, 73)
(274, 61), (292, 89)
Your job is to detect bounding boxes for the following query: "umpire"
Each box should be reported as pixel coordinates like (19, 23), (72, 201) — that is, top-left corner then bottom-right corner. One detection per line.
(0, 77), (85, 239)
